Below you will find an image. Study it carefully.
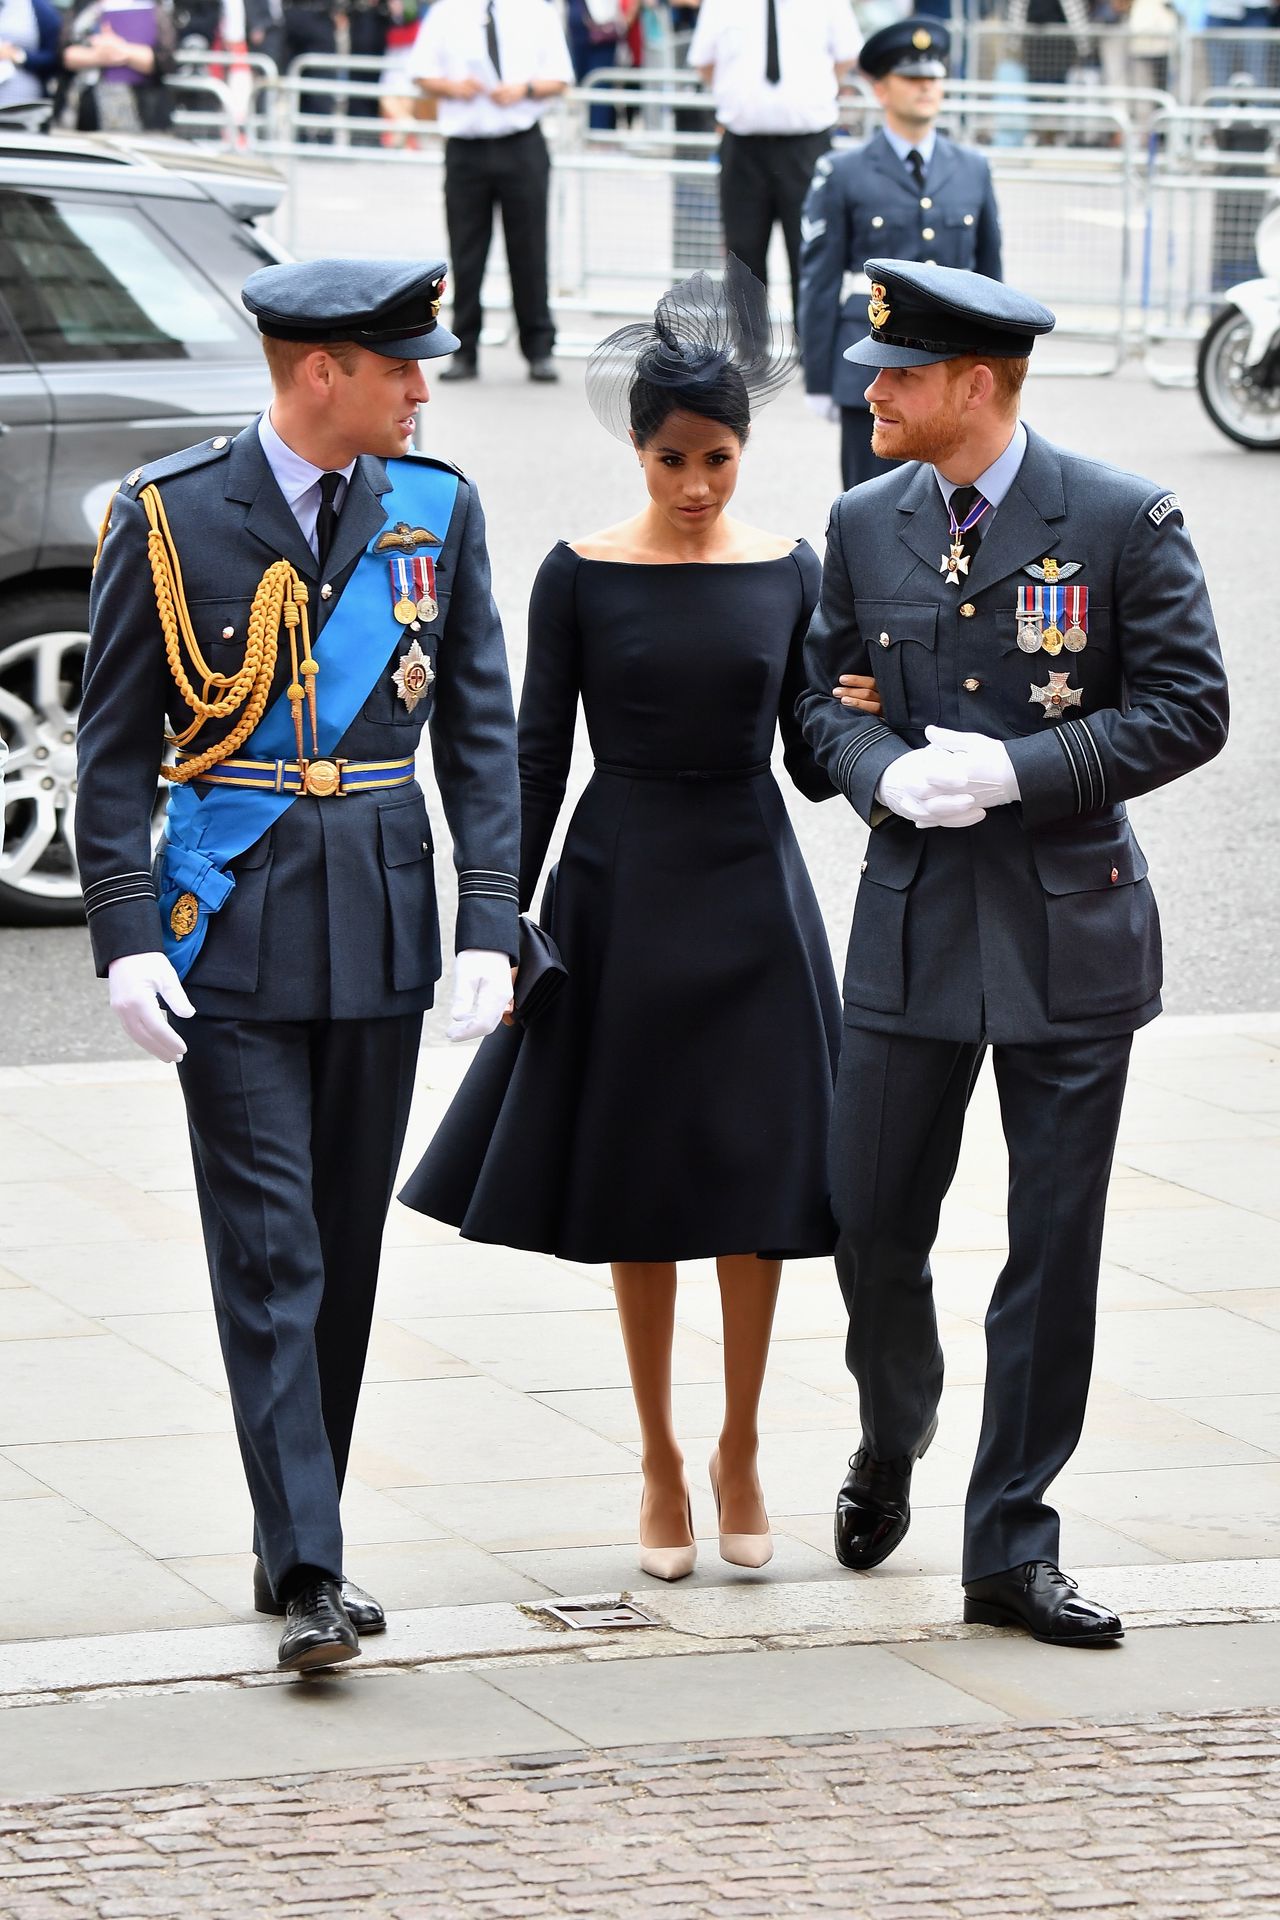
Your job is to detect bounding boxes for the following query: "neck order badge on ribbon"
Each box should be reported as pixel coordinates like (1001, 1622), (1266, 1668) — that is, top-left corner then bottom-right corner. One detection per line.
(156, 459), (459, 979)
(941, 492), (991, 586)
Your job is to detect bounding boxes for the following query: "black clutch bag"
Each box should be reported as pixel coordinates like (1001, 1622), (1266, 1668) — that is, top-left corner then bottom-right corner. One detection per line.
(513, 879), (568, 1026)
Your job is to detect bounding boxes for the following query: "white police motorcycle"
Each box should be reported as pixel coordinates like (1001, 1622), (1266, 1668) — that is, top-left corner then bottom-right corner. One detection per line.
(1197, 200), (1280, 450)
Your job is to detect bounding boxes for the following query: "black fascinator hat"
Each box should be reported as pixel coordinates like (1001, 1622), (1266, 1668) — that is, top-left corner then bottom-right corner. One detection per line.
(585, 256), (797, 443)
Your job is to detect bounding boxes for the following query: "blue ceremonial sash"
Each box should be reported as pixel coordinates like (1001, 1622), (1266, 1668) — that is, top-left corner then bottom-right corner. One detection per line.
(158, 458), (459, 979)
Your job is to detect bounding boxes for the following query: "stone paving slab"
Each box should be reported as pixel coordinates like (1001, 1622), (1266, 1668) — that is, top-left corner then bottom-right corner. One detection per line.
(2, 1706), (1279, 1919)
(5, 1559), (1280, 1704)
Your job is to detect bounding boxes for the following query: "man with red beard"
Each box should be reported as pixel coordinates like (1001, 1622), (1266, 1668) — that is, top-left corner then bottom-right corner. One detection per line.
(799, 260), (1228, 1645)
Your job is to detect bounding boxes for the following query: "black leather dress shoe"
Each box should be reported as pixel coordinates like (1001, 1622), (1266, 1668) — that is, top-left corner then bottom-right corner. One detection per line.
(276, 1579), (360, 1672)
(834, 1413), (938, 1571)
(439, 358), (478, 382)
(963, 1562), (1124, 1646)
(527, 357), (559, 383)
(255, 1560), (386, 1635)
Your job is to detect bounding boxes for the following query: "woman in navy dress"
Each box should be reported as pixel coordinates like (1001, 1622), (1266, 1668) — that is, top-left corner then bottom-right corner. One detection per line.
(401, 262), (880, 1580)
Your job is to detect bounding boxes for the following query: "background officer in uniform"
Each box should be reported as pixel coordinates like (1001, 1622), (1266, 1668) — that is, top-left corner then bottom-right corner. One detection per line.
(797, 19), (1002, 490)
(800, 261), (1229, 1645)
(75, 259), (521, 1673)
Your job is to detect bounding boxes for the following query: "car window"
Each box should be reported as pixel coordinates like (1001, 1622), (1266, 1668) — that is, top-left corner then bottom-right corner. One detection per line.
(0, 297), (28, 367)
(0, 189), (257, 363)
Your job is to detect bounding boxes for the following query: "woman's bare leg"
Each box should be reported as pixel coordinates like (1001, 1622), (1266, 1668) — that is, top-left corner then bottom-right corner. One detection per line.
(712, 1254), (782, 1535)
(611, 1261), (693, 1547)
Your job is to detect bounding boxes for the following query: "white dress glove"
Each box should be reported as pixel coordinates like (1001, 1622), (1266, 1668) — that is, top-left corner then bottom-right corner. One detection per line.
(448, 948), (514, 1041)
(876, 745), (987, 830)
(805, 394), (841, 423)
(107, 951), (196, 1063)
(925, 726), (1021, 809)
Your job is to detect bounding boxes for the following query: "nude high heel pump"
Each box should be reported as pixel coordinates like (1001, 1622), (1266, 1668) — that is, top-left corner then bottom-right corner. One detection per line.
(708, 1451), (773, 1569)
(638, 1488), (697, 1582)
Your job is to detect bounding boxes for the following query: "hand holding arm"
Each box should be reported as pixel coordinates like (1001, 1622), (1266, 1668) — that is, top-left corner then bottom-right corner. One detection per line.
(108, 952), (195, 1064)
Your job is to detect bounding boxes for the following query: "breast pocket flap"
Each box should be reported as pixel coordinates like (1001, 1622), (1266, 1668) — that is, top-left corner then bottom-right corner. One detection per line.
(855, 600), (938, 655)
(378, 798), (432, 868)
(1032, 826), (1148, 896)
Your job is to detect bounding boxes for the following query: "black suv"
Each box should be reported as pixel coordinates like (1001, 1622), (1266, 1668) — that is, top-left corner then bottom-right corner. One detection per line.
(0, 130), (283, 924)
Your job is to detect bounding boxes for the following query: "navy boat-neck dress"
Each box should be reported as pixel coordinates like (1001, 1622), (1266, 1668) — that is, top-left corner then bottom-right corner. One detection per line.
(398, 538), (842, 1264)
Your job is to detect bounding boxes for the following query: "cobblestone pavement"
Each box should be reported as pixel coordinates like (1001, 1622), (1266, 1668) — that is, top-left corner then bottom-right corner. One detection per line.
(3, 1709), (1280, 1920)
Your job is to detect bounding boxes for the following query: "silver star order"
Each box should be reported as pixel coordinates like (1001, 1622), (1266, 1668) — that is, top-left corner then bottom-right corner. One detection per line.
(1030, 671), (1083, 719)
(392, 637), (435, 713)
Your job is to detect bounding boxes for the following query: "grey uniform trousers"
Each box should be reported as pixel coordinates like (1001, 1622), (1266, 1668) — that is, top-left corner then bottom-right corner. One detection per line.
(178, 1012), (422, 1591)
(830, 1025), (1133, 1582)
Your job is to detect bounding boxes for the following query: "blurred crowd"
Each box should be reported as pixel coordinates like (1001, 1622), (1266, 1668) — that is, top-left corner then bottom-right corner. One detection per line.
(2, 0), (1278, 146)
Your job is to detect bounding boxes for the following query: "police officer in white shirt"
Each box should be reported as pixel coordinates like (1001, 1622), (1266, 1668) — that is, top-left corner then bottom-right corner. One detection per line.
(691, 0), (861, 320)
(412, 0), (574, 383)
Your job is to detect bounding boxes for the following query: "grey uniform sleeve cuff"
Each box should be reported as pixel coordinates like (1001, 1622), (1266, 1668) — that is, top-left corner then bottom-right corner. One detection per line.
(84, 880), (166, 977)
(1006, 719), (1107, 829)
(835, 725), (911, 825)
(456, 873), (520, 960)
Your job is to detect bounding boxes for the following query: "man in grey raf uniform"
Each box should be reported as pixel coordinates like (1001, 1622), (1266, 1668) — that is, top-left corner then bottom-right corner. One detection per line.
(798, 18), (1001, 491)
(75, 259), (521, 1672)
(800, 261), (1228, 1645)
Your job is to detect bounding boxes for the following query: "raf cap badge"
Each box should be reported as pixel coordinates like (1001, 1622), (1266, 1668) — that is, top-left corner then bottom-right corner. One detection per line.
(868, 283), (891, 331)
(912, 27), (932, 48)
(1030, 671), (1083, 721)
(393, 637), (434, 713)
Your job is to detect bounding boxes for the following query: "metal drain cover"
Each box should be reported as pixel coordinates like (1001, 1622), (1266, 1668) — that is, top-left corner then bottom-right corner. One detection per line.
(539, 1597), (661, 1631)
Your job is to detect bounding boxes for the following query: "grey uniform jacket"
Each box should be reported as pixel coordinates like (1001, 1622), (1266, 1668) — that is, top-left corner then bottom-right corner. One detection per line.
(75, 424), (521, 1023)
(798, 128), (1002, 410)
(798, 427), (1229, 1046)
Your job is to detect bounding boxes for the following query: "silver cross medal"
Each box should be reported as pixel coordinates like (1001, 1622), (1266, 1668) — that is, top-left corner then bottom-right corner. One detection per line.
(940, 534), (970, 587)
(1030, 671), (1083, 722)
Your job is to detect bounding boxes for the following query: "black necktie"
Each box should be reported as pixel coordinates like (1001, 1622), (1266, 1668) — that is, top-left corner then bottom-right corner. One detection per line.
(948, 485), (987, 559)
(485, 0), (501, 79)
(906, 148), (926, 195)
(765, 0), (780, 85)
(315, 471), (342, 572)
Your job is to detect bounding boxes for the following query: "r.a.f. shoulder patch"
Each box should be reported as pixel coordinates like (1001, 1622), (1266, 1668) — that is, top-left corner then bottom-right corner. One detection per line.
(1149, 493), (1180, 527)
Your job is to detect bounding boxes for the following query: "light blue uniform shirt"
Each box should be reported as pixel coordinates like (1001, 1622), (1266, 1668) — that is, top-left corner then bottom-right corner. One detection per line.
(257, 411), (356, 559)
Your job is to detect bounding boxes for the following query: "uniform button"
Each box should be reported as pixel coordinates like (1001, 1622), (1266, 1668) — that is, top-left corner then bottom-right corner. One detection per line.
(871, 215), (884, 228)
(211, 436), (228, 450)
(422, 841), (430, 854)
(963, 676), (981, 693)
(922, 227), (936, 241)
(1110, 866), (1119, 883)
(860, 859), (868, 874)
(959, 602), (976, 618)
(920, 196), (932, 209)
(964, 214), (975, 226)
(221, 625), (234, 639)
(925, 259), (937, 267)
(878, 631), (890, 648)
(320, 583), (333, 600)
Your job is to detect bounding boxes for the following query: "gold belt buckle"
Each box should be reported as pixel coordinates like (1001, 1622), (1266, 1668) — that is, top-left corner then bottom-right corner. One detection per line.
(301, 758), (344, 797)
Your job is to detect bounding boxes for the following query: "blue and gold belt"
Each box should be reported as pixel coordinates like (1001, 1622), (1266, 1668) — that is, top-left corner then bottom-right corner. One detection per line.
(175, 751), (416, 798)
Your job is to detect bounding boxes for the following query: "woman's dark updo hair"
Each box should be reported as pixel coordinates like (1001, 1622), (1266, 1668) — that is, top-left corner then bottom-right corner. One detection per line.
(585, 257), (796, 444)
(629, 362), (751, 447)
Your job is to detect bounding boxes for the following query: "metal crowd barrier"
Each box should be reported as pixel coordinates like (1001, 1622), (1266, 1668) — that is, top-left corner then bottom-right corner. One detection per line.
(154, 59), (1279, 385)
(1141, 104), (1280, 384)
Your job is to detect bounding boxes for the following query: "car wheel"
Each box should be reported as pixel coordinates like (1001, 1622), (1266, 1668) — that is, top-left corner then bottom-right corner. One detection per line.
(0, 590), (166, 927)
